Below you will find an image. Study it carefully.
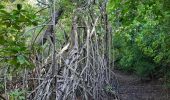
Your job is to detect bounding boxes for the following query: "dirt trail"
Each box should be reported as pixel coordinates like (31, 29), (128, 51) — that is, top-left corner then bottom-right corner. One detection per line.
(113, 70), (170, 100)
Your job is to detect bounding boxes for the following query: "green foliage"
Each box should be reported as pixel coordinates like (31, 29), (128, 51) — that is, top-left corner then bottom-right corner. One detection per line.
(104, 85), (116, 96)
(9, 89), (25, 100)
(0, 2), (38, 71)
(108, 0), (170, 78)
(0, 82), (4, 93)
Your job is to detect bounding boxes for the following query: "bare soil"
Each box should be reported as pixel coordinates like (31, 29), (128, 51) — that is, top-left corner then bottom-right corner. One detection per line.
(113, 70), (170, 100)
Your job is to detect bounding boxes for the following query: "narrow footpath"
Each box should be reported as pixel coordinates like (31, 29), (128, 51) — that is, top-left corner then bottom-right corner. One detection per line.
(113, 70), (170, 100)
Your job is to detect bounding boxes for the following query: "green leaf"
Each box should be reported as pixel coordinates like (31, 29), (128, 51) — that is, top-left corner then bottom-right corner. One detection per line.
(17, 4), (22, 10)
(17, 55), (26, 64)
(0, 9), (10, 16)
(0, 4), (5, 9)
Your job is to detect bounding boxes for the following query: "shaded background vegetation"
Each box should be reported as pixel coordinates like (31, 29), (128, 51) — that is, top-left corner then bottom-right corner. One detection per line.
(108, 0), (170, 80)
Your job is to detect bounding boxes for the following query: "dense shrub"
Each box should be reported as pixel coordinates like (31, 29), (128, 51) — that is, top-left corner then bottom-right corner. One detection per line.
(108, 0), (170, 78)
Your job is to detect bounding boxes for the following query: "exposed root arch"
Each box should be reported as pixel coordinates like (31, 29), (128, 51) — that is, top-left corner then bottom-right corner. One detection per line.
(28, 2), (118, 100)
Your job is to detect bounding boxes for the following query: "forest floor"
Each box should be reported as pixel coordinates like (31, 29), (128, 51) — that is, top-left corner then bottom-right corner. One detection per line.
(113, 70), (170, 100)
